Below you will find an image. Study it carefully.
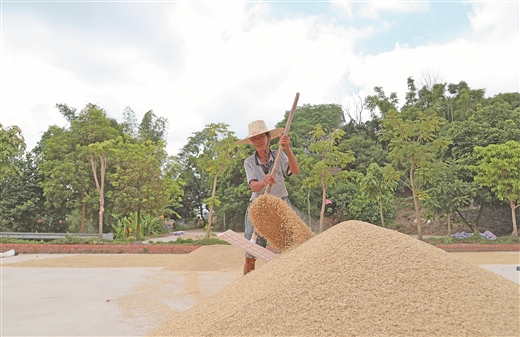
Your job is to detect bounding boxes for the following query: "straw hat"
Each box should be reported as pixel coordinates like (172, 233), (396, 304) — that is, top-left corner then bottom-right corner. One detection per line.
(237, 120), (284, 145)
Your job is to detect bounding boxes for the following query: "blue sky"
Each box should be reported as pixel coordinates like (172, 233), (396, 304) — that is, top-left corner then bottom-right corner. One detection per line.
(1, 1), (518, 156)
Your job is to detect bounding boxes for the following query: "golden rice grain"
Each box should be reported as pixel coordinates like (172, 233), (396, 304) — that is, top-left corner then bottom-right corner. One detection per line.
(163, 245), (266, 272)
(149, 220), (520, 337)
(249, 194), (315, 251)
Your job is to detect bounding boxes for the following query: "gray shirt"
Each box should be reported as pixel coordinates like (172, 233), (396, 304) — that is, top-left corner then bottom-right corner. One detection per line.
(244, 149), (291, 202)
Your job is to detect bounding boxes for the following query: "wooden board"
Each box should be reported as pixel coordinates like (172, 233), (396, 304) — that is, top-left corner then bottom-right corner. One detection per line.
(217, 230), (276, 262)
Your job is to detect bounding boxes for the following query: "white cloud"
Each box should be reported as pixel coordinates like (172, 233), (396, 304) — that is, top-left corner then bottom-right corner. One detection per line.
(468, 2), (519, 42)
(348, 34), (519, 113)
(1, 1), (518, 157)
(332, 1), (430, 19)
(361, 2), (430, 19)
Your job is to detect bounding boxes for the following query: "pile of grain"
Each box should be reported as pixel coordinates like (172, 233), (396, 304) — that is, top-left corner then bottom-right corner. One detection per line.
(163, 245), (265, 272)
(249, 194), (315, 251)
(150, 220), (519, 337)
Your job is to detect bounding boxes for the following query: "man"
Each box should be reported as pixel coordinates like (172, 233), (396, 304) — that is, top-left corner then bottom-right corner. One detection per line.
(237, 120), (299, 275)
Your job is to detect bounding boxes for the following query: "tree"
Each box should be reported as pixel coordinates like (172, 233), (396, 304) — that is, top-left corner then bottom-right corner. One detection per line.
(381, 110), (451, 240)
(358, 163), (399, 228)
(213, 154), (250, 231)
(195, 123), (241, 240)
(40, 125), (94, 233)
(121, 106), (139, 138)
(84, 140), (113, 238)
(423, 170), (475, 235)
(0, 123), (26, 183)
(274, 103), (347, 218)
(442, 98), (520, 230)
(364, 86), (399, 118)
(340, 85), (367, 124)
(298, 125), (355, 232)
(339, 120), (388, 175)
(0, 151), (67, 232)
(175, 129), (213, 225)
(110, 137), (181, 241)
(473, 141), (520, 238)
(276, 104), (345, 153)
(138, 110), (169, 144)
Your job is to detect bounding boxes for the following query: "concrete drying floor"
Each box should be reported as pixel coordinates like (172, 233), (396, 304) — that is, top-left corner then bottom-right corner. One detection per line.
(1, 252), (519, 337)
(1, 253), (241, 337)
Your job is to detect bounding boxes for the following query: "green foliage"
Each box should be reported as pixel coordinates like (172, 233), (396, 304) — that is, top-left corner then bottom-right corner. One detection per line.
(473, 141), (520, 238)
(339, 121), (388, 174)
(299, 125), (355, 232)
(138, 110), (169, 144)
(424, 235), (519, 245)
(381, 109), (452, 239)
(358, 163), (399, 227)
(424, 169), (475, 220)
(149, 237), (230, 245)
(0, 123), (26, 183)
(473, 141), (520, 203)
(193, 123), (241, 240)
(0, 151), (67, 232)
(365, 87), (399, 117)
(276, 104), (345, 153)
(6, 80), (519, 240)
(110, 136), (180, 240)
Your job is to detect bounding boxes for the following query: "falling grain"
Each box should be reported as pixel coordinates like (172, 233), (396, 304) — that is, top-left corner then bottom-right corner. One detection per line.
(149, 220), (520, 337)
(249, 194), (315, 251)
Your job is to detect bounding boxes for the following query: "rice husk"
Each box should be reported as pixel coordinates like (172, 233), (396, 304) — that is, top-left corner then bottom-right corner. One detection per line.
(249, 194), (315, 251)
(149, 220), (520, 337)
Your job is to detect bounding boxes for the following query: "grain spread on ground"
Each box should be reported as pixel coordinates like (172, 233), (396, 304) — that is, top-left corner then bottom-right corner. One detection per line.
(163, 245), (265, 272)
(2, 254), (185, 268)
(149, 220), (520, 337)
(451, 251), (520, 265)
(249, 194), (315, 251)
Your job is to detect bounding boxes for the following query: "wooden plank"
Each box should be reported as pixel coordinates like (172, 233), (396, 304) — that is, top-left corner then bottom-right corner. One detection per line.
(217, 230), (276, 262)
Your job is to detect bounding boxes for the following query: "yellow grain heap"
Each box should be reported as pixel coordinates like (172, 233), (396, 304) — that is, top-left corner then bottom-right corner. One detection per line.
(163, 245), (265, 272)
(150, 220), (519, 337)
(248, 194), (315, 251)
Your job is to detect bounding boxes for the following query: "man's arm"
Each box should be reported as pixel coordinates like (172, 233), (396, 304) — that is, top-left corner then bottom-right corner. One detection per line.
(279, 135), (299, 174)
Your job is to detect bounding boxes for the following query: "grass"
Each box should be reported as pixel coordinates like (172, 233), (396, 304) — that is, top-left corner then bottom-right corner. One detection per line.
(148, 237), (230, 245)
(424, 235), (519, 245)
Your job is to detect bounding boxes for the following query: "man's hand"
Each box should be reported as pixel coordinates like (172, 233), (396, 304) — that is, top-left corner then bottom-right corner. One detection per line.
(263, 173), (276, 186)
(279, 135), (291, 150)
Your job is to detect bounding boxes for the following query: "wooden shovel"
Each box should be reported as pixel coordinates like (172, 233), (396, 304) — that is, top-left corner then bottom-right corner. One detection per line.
(249, 92), (316, 251)
(264, 92), (299, 194)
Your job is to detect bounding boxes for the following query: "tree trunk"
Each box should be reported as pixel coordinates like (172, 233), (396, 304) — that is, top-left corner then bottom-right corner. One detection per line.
(319, 178), (327, 233)
(307, 189), (311, 227)
(455, 209), (474, 232)
(474, 204), (484, 233)
(81, 199), (86, 234)
(447, 213), (451, 236)
(205, 171), (220, 241)
(410, 165), (423, 240)
(379, 199), (385, 228)
(136, 206), (141, 241)
(511, 200), (518, 239)
(90, 156), (104, 238)
(99, 156), (106, 238)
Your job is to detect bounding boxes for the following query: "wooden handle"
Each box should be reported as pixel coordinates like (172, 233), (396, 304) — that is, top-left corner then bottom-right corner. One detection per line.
(265, 92), (300, 194)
